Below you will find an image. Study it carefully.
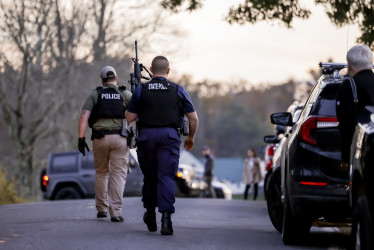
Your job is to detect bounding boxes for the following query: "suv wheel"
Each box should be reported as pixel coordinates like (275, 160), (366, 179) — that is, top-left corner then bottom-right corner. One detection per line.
(263, 168), (273, 200)
(282, 189), (311, 245)
(266, 168), (283, 233)
(55, 187), (82, 200)
(351, 196), (374, 250)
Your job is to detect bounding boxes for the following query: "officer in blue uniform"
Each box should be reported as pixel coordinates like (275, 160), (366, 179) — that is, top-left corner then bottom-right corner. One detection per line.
(125, 56), (198, 235)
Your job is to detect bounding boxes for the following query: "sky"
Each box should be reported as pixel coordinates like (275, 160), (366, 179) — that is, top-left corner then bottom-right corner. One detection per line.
(146, 0), (362, 86)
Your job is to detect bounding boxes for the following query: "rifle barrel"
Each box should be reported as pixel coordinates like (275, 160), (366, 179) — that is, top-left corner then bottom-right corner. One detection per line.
(135, 41), (138, 60)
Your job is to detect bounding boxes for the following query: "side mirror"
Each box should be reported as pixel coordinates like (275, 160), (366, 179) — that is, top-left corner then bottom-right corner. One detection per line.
(264, 135), (280, 144)
(270, 112), (294, 126)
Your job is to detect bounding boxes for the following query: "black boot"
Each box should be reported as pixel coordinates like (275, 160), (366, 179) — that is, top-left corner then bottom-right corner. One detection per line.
(160, 212), (173, 235)
(143, 208), (157, 232)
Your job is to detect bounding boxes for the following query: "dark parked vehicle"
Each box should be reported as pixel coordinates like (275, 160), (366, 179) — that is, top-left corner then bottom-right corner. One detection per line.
(176, 164), (232, 199)
(263, 132), (279, 200)
(264, 103), (303, 233)
(263, 135), (283, 233)
(349, 107), (374, 250)
(270, 63), (351, 244)
(41, 149), (143, 200)
(175, 164), (200, 197)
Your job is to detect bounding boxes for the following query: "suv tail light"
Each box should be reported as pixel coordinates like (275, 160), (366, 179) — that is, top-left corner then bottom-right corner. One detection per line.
(265, 144), (275, 171)
(300, 116), (339, 145)
(42, 175), (49, 187)
(299, 181), (328, 186)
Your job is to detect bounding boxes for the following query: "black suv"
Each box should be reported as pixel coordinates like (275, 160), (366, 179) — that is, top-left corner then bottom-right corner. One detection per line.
(349, 106), (374, 249)
(264, 103), (303, 233)
(270, 63), (351, 244)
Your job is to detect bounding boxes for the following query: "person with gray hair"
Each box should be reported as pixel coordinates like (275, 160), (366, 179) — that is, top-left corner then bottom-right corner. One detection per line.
(346, 44), (373, 74)
(336, 44), (374, 163)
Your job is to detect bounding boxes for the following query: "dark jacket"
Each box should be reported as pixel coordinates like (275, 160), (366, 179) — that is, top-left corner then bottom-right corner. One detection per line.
(204, 154), (214, 177)
(336, 70), (374, 162)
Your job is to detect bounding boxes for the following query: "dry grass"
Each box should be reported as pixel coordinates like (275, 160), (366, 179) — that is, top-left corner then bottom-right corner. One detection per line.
(0, 167), (25, 205)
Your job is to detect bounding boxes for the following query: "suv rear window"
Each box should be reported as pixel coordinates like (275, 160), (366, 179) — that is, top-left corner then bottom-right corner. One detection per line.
(50, 154), (78, 173)
(311, 84), (340, 116)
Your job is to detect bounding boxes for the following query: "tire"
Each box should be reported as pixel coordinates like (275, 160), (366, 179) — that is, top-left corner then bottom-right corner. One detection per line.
(54, 187), (82, 200)
(351, 196), (374, 250)
(263, 168), (273, 200)
(282, 185), (311, 245)
(266, 168), (283, 233)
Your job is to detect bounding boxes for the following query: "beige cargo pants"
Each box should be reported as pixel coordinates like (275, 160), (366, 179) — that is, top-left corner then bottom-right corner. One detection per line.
(93, 134), (129, 217)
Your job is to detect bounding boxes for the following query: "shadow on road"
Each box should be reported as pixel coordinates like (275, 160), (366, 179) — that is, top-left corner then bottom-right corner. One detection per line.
(285, 229), (351, 249)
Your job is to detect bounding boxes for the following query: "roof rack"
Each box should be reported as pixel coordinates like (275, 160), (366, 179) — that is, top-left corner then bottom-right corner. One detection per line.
(319, 62), (347, 78)
(320, 62), (374, 78)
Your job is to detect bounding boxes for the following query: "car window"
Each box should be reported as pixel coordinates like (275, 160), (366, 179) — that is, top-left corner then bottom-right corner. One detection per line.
(81, 153), (95, 170)
(298, 80), (321, 121)
(51, 154), (78, 173)
(311, 84), (340, 116)
(293, 109), (302, 123)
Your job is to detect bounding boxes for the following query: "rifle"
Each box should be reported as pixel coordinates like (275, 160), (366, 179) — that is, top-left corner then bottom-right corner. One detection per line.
(127, 41), (152, 148)
(128, 41), (152, 93)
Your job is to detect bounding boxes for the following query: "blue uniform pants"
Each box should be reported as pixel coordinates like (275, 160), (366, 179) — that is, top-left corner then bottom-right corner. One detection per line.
(136, 127), (181, 213)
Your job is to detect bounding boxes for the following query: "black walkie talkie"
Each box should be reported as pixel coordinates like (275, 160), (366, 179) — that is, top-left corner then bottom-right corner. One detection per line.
(182, 116), (189, 136)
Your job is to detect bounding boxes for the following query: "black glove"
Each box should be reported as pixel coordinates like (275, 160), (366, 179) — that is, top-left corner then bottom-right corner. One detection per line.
(78, 137), (90, 156)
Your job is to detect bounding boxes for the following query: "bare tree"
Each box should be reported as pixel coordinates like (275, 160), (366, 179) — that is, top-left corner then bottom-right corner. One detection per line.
(90, 0), (176, 60)
(0, 0), (89, 198)
(0, 0), (180, 199)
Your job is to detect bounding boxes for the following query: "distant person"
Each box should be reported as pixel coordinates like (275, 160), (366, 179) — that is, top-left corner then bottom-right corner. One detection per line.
(243, 148), (262, 200)
(78, 66), (132, 222)
(336, 44), (374, 163)
(202, 145), (216, 198)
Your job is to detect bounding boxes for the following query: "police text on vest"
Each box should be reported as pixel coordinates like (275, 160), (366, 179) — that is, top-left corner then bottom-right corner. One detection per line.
(148, 83), (167, 90)
(101, 93), (121, 99)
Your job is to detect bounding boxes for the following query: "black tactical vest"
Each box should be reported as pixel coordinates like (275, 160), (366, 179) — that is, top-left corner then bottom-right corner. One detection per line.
(138, 79), (182, 128)
(88, 87), (126, 128)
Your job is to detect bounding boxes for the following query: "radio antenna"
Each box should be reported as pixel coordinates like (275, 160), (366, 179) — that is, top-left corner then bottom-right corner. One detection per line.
(346, 25), (349, 53)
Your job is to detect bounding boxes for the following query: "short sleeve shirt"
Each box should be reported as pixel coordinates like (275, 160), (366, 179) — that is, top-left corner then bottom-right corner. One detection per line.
(82, 84), (132, 130)
(127, 78), (195, 114)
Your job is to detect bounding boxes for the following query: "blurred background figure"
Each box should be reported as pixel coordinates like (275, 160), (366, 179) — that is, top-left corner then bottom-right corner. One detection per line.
(202, 146), (216, 198)
(243, 148), (262, 200)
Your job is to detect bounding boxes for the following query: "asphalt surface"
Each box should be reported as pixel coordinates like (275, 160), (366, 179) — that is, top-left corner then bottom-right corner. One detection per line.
(0, 198), (350, 250)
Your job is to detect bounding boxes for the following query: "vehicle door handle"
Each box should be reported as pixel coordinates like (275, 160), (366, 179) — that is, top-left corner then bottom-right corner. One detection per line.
(82, 174), (91, 178)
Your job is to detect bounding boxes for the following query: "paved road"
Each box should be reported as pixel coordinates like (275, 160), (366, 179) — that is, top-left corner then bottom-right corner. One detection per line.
(0, 198), (350, 250)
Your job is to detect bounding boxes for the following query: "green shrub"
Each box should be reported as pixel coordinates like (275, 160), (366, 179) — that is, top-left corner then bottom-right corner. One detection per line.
(0, 167), (25, 204)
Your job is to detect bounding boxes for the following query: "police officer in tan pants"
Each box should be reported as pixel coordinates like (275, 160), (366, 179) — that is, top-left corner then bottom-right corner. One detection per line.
(78, 66), (132, 222)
